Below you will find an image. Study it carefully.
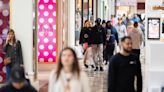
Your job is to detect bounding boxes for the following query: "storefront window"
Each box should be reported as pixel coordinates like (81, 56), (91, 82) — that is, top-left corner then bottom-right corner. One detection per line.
(75, 0), (93, 45)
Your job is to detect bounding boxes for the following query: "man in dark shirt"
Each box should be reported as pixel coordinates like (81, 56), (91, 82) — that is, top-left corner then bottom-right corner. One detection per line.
(91, 18), (106, 71)
(0, 67), (37, 92)
(108, 36), (142, 92)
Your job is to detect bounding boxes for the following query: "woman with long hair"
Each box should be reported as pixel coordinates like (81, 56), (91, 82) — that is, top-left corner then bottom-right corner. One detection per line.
(79, 20), (94, 69)
(48, 47), (90, 92)
(3, 29), (23, 81)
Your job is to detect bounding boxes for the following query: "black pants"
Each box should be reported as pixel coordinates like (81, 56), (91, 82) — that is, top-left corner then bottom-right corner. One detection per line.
(104, 44), (115, 62)
(131, 49), (140, 61)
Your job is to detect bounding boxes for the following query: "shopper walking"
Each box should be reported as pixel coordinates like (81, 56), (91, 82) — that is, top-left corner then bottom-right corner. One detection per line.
(126, 20), (134, 33)
(128, 22), (143, 61)
(115, 18), (127, 41)
(102, 20), (106, 29)
(108, 36), (142, 92)
(111, 15), (117, 26)
(3, 29), (23, 82)
(104, 21), (119, 65)
(91, 18), (106, 71)
(79, 20), (94, 68)
(48, 47), (90, 92)
(0, 67), (37, 92)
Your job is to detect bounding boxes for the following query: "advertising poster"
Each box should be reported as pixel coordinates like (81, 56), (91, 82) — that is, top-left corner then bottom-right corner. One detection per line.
(148, 18), (160, 39)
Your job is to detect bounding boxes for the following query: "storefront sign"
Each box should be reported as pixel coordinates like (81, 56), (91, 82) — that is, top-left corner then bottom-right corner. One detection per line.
(153, 6), (164, 10)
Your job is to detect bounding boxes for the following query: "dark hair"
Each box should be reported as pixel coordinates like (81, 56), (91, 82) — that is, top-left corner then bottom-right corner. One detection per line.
(56, 47), (80, 80)
(10, 66), (26, 83)
(102, 20), (106, 24)
(95, 18), (101, 23)
(106, 21), (112, 28)
(84, 19), (89, 24)
(121, 36), (131, 42)
(134, 22), (138, 28)
(8, 29), (16, 46)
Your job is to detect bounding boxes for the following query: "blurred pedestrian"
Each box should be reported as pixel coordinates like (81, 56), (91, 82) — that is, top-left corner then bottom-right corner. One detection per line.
(90, 18), (106, 71)
(79, 20), (94, 68)
(48, 47), (90, 92)
(108, 36), (142, 92)
(3, 29), (24, 82)
(0, 67), (37, 92)
(115, 18), (127, 42)
(132, 14), (141, 23)
(128, 22), (143, 61)
(111, 15), (117, 26)
(126, 20), (134, 33)
(104, 21), (119, 65)
(102, 20), (106, 29)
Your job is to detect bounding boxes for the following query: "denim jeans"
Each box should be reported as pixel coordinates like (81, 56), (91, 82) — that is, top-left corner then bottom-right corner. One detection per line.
(6, 65), (11, 82)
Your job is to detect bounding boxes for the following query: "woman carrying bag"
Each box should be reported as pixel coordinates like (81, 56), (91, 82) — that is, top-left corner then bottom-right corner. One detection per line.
(3, 29), (23, 82)
(79, 20), (94, 69)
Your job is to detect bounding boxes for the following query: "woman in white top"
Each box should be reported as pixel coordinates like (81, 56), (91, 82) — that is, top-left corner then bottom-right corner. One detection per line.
(48, 47), (90, 92)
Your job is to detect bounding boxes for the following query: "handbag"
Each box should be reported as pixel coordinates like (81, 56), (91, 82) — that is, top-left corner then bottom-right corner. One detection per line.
(83, 43), (88, 50)
(4, 57), (11, 65)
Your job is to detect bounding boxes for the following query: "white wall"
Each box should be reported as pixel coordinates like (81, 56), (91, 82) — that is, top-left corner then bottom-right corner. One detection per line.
(145, 0), (164, 91)
(11, 0), (34, 81)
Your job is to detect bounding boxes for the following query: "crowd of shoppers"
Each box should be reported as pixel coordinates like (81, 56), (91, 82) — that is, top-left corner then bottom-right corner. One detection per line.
(0, 14), (144, 92)
(79, 14), (145, 71)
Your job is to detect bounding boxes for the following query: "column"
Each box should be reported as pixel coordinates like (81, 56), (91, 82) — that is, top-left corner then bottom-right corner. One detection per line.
(93, 0), (97, 22)
(67, 0), (75, 47)
(11, 0), (34, 81)
(145, 0), (164, 91)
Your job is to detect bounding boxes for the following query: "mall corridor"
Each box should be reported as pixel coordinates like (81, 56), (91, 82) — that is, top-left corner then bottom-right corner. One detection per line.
(0, 0), (164, 92)
(39, 48), (146, 92)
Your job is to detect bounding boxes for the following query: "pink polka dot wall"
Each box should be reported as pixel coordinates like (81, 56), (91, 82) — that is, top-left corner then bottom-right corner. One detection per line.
(0, 0), (10, 83)
(38, 0), (56, 63)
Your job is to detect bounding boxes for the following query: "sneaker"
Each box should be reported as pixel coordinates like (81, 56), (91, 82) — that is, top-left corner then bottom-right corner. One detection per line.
(105, 61), (108, 65)
(84, 64), (89, 68)
(94, 67), (99, 71)
(91, 65), (95, 68)
(100, 67), (104, 71)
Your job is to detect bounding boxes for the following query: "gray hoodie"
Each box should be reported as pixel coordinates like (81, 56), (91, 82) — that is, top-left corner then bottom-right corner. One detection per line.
(128, 28), (143, 49)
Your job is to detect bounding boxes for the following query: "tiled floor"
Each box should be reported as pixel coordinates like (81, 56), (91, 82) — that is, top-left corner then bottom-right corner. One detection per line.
(39, 48), (145, 92)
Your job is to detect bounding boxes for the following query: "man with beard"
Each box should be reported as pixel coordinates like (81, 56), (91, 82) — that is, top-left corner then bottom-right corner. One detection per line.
(108, 36), (142, 92)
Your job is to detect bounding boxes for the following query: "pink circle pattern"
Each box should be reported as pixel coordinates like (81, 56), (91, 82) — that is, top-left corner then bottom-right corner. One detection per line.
(0, 0), (10, 83)
(38, 0), (56, 63)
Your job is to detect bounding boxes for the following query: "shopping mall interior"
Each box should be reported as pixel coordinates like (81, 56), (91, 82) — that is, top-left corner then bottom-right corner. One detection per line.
(0, 0), (164, 92)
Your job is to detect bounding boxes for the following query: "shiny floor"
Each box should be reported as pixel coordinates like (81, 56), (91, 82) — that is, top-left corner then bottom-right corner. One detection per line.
(39, 48), (145, 92)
